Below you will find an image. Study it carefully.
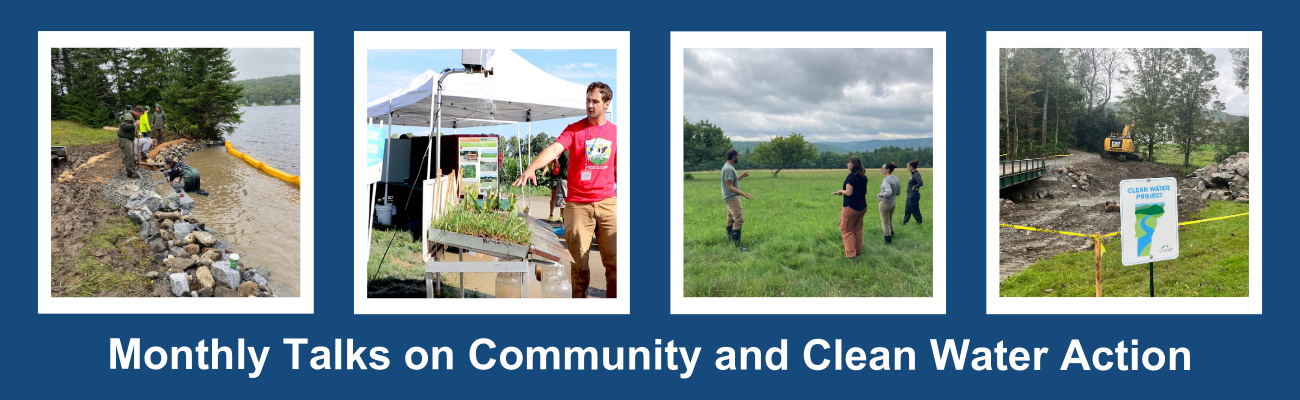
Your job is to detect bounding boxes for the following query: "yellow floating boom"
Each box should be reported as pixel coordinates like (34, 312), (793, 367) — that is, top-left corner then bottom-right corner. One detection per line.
(225, 141), (301, 186)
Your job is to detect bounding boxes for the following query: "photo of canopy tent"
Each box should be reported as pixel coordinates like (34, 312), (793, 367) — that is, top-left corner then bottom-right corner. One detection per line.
(365, 48), (590, 262)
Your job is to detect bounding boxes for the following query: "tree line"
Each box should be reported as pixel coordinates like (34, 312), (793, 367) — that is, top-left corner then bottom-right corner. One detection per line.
(684, 119), (933, 176)
(999, 48), (1249, 165)
(51, 48), (244, 140)
(234, 74), (300, 106)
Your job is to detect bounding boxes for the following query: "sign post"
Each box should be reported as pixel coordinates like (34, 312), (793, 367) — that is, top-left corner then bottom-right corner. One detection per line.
(1119, 177), (1179, 297)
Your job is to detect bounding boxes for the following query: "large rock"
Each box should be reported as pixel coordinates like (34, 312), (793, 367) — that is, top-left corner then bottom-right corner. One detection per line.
(242, 269), (258, 282)
(210, 261), (240, 290)
(201, 249), (222, 262)
(167, 256), (196, 270)
(188, 231), (216, 247)
(214, 286), (237, 297)
(127, 191), (163, 214)
(195, 267), (215, 290)
(148, 238), (167, 253)
(185, 243), (200, 255)
(127, 206), (152, 224)
(176, 193), (195, 209)
(198, 286), (213, 297)
(173, 222), (195, 240)
(169, 246), (188, 258)
(256, 266), (271, 279)
(237, 281), (259, 297)
(169, 273), (190, 297)
(1209, 172), (1235, 187)
(252, 274), (268, 286)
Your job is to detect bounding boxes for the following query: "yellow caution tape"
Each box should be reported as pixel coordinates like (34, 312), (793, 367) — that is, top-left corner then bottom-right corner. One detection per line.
(1000, 212), (1249, 257)
(226, 141), (301, 186)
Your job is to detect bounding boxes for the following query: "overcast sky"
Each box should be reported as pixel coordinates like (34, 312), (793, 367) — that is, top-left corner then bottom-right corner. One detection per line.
(230, 48), (300, 81)
(1100, 48), (1247, 115)
(684, 48), (933, 142)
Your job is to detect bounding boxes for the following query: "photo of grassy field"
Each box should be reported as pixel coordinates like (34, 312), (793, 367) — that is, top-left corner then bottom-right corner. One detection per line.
(683, 169), (933, 297)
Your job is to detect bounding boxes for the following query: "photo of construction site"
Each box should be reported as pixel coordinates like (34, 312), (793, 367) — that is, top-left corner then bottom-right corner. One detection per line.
(358, 39), (627, 308)
(44, 36), (306, 303)
(992, 39), (1258, 301)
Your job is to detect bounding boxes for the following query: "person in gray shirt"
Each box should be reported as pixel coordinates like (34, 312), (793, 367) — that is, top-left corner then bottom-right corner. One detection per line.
(876, 162), (901, 244)
(721, 149), (752, 251)
(903, 160), (924, 225)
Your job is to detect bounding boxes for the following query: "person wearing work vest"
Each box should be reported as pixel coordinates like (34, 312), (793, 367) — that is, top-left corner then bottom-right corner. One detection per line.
(136, 105), (152, 138)
(513, 82), (618, 298)
(547, 151), (569, 222)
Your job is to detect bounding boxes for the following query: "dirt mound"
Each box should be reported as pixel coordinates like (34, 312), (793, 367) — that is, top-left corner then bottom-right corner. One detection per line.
(998, 149), (1208, 280)
(51, 143), (126, 256)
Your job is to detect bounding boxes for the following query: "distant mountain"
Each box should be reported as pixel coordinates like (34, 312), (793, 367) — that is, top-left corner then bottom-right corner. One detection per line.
(233, 74), (300, 106)
(820, 138), (934, 152)
(730, 141), (851, 154)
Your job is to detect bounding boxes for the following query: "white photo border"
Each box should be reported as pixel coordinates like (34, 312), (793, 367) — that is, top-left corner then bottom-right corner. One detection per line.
(37, 31), (316, 314)
(353, 32), (632, 314)
(670, 31), (948, 314)
(985, 31), (1262, 314)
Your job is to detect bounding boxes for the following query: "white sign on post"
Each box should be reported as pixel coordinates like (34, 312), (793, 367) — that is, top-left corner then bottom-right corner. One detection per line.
(1119, 177), (1180, 266)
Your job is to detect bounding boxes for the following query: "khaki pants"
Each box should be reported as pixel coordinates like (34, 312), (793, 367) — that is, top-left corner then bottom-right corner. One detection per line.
(879, 200), (896, 236)
(117, 137), (135, 175)
(839, 206), (866, 257)
(725, 197), (744, 230)
(564, 197), (617, 298)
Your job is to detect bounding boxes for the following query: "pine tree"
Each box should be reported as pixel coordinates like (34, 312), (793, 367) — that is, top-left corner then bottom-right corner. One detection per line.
(163, 48), (244, 139)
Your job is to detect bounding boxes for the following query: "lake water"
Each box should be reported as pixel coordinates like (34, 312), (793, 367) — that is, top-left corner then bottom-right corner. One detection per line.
(183, 105), (301, 296)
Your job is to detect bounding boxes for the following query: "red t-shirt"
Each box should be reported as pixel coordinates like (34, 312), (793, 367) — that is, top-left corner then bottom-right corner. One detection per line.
(556, 118), (617, 203)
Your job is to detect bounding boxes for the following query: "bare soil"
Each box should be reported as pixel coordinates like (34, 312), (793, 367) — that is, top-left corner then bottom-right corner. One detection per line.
(51, 143), (157, 296)
(998, 149), (1206, 280)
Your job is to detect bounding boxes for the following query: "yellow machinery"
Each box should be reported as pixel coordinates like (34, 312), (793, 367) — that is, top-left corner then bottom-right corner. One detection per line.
(1101, 123), (1142, 161)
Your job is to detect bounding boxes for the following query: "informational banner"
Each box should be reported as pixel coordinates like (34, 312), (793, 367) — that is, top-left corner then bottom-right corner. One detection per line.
(458, 136), (499, 196)
(1120, 177), (1180, 266)
(364, 124), (387, 183)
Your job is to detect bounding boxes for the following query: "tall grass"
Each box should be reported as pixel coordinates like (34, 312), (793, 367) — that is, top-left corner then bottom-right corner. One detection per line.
(430, 201), (530, 245)
(684, 169), (934, 297)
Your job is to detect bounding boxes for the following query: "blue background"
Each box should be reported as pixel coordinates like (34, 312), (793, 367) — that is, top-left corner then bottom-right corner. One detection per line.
(10, 1), (1293, 397)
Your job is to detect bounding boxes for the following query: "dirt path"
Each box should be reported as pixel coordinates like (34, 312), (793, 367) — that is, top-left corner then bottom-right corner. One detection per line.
(998, 148), (1205, 280)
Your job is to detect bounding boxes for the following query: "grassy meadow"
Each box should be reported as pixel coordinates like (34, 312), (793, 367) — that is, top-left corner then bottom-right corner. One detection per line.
(52, 120), (117, 146)
(684, 169), (933, 297)
(1001, 201), (1248, 297)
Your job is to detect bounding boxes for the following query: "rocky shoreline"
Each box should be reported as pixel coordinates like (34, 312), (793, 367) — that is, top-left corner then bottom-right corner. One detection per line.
(114, 140), (281, 298)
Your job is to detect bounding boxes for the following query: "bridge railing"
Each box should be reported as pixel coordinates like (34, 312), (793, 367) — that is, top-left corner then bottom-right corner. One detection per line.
(999, 158), (1046, 188)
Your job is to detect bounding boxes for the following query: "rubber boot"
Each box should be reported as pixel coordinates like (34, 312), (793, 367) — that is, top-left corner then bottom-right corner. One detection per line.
(885, 235), (892, 244)
(733, 229), (749, 251)
(726, 226), (735, 244)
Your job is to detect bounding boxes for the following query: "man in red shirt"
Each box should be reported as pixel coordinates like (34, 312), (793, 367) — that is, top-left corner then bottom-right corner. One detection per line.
(514, 82), (618, 298)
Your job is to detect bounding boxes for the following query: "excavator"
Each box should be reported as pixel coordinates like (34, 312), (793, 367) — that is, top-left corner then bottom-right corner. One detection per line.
(1101, 122), (1143, 161)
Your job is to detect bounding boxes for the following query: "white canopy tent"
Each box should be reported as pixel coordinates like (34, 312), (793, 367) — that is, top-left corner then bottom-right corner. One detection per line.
(365, 49), (593, 262)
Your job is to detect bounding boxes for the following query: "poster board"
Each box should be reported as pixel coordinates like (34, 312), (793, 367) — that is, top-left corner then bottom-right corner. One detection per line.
(1119, 177), (1180, 266)
(458, 136), (499, 197)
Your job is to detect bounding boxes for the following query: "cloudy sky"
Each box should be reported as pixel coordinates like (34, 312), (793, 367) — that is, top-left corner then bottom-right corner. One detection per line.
(367, 49), (616, 137)
(1097, 48), (1247, 116)
(230, 48), (300, 81)
(685, 48), (933, 142)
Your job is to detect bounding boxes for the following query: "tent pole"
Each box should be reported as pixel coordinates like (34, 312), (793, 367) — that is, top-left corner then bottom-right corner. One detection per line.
(382, 118), (390, 206)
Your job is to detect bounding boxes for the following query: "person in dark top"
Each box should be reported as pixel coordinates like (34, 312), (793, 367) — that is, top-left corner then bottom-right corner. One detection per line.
(832, 156), (869, 259)
(547, 151), (569, 222)
(903, 160), (924, 225)
(164, 157), (209, 196)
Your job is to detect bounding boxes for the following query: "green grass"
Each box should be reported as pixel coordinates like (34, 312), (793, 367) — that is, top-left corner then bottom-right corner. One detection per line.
(366, 227), (482, 298)
(1001, 201), (1249, 297)
(1152, 144), (1223, 176)
(52, 214), (153, 297)
(684, 169), (934, 297)
(52, 120), (118, 146)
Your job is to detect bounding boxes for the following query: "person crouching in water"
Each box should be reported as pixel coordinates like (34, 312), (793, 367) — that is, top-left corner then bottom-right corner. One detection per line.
(903, 160), (924, 225)
(721, 149), (752, 251)
(164, 157), (209, 196)
(877, 162), (901, 244)
(832, 156), (868, 259)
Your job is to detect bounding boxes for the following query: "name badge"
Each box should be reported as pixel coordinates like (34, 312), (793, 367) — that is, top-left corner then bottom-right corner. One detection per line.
(581, 171), (592, 181)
